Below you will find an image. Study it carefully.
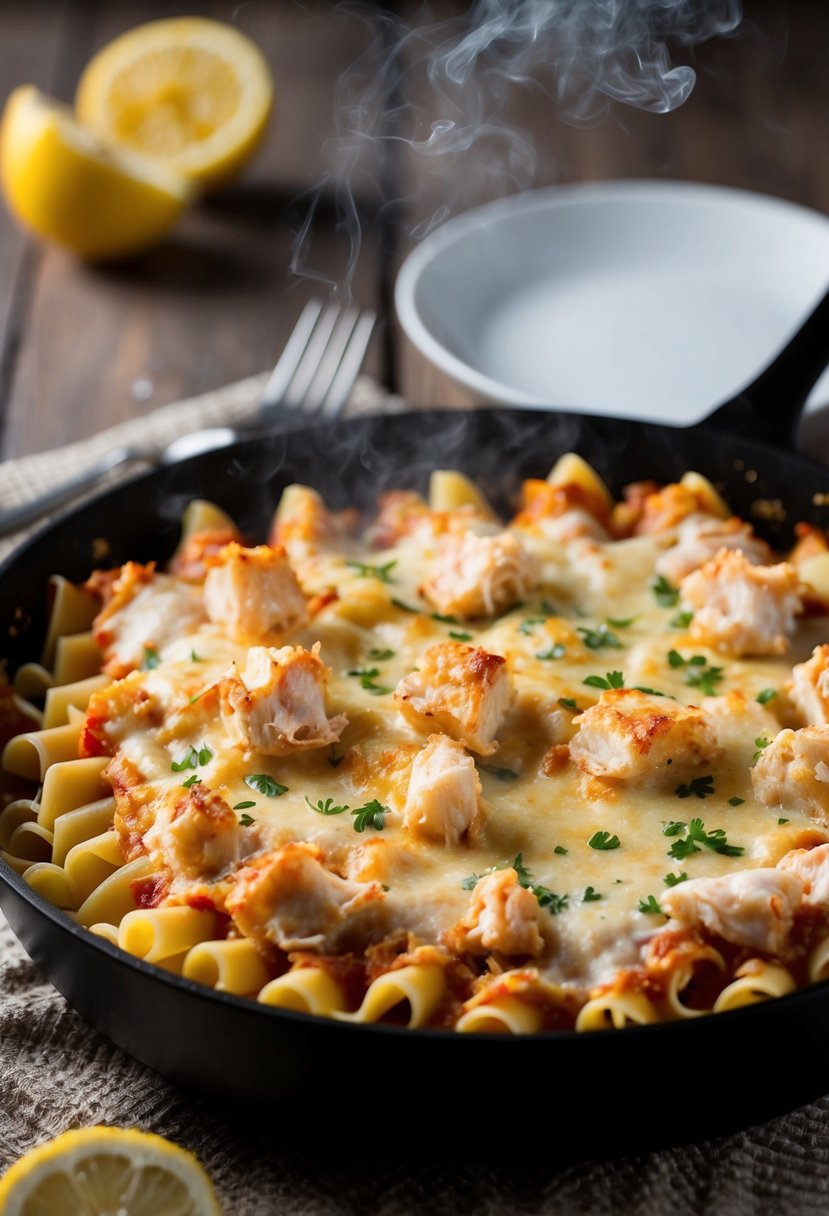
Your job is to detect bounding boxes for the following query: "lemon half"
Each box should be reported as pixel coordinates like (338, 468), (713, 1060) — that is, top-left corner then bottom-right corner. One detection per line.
(0, 85), (191, 259)
(76, 17), (274, 189)
(0, 1126), (222, 1216)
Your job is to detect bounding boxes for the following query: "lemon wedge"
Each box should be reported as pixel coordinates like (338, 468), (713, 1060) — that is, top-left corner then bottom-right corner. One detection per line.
(0, 85), (191, 259)
(0, 1126), (222, 1216)
(76, 17), (274, 189)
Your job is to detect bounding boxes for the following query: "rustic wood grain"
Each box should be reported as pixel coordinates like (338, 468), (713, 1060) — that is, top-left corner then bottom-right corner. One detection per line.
(1, 0), (383, 457)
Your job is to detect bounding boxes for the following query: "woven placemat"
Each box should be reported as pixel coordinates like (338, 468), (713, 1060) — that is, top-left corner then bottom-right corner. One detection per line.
(2, 377), (829, 1213)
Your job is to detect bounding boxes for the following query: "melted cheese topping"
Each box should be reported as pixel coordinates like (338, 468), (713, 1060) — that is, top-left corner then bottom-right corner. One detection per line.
(83, 487), (829, 1025)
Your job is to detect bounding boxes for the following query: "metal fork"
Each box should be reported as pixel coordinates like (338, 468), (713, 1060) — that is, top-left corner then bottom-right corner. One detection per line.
(0, 300), (376, 539)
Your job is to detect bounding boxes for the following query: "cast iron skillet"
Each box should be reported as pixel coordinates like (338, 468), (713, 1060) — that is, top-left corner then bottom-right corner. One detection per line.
(2, 291), (829, 1153)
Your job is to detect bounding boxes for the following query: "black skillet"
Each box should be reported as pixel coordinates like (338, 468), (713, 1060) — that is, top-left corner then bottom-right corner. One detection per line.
(1, 289), (829, 1154)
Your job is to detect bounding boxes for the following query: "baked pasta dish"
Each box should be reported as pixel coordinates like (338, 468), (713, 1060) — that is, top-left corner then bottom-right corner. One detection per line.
(5, 453), (829, 1035)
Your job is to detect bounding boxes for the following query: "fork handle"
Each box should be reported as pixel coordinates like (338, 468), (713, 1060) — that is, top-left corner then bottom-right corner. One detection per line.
(0, 445), (159, 539)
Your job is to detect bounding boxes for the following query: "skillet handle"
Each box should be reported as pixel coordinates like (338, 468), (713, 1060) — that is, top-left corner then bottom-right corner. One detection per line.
(706, 286), (829, 449)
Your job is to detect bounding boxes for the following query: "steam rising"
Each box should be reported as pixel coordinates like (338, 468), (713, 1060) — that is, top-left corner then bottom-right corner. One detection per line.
(291, 0), (742, 287)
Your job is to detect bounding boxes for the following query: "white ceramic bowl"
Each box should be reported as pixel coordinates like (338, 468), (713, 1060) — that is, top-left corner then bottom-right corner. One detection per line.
(395, 180), (829, 431)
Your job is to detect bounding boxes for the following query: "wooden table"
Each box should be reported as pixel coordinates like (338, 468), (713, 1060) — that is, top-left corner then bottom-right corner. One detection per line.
(0, 0), (827, 458)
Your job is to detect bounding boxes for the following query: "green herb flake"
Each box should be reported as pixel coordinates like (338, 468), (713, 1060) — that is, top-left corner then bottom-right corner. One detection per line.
(583, 886), (602, 902)
(536, 644), (566, 661)
(583, 670), (625, 691)
(346, 559), (397, 584)
(431, 612), (458, 624)
(663, 821), (686, 837)
(588, 830), (620, 851)
(351, 799), (389, 832)
(190, 649), (202, 662)
(171, 746), (199, 773)
(238, 813), (255, 827)
(233, 801), (256, 810)
(638, 895), (664, 915)
(391, 597), (418, 613)
(756, 688), (777, 705)
(663, 871), (688, 887)
(347, 667), (392, 696)
(197, 745), (213, 766)
(778, 817), (790, 825)
(518, 617), (546, 636)
(306, 796), (349, 816)
(181, 774), (201, 789)
(245, 774), (287, 797)
(667, 816), (744, 860)
(554, 845), (568, 856)
(728, 796), (745, 807)
(577, 624), (622, 651)
(671, 610), (694, 629)
(606, 616), (638, 629)
(675, 775), (715, 800)
(558, 697), (577, 710)
(368, 648), (395, 661)
(141, 645), (160, 671)
(652, 576), (680, 608)
(448, 631), (473, 642)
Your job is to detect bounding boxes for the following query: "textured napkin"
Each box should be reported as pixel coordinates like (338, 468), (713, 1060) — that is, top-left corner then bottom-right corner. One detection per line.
(2, 377), (829, 1213)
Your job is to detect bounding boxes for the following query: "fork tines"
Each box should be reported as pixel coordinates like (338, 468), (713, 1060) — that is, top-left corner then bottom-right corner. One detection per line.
(259, 299), (376, 424)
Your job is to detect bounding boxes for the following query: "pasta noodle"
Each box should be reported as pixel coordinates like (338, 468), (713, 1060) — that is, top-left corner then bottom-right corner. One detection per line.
(5, 454), (829, 1035)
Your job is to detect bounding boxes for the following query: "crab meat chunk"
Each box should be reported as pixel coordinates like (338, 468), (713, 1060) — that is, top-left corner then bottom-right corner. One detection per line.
(220, 644), (347, 756)
(92, 562), (208, 678)
(751, 727), (829, 826)
(204, 542), (307, 642)
(226, 841), (383, 951)
(394, 642), (514, 756)
(680, 549), (802, 657)
(790, 645), (829, 726)
(403, 734), (482, 844)
(422, 529), (537, 620)
(659, 869), (804, 955)
(449, 868), (548, 957)
(777, 843), (829, 909)
(569, 689), (719, 782)
(143, 784), (248, 884)
(656, 514), (771, 584)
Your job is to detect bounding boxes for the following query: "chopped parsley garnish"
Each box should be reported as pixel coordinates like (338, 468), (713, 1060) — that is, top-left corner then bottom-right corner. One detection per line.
(351, 799), (388, 832)
(233, 801), (256, 810)
(431, 612), (458, 624)
(756, 688), (777, 705)
(306, 797), (349, 816)
(462, 853), (568, 914)
(181, 774), (201, 789)
(536, 644), (566, 661)
(748, 729), (768, 758)
(583, 670), (625, 690)
(238, 813), (255, 827)
(667, 650), (725, 696)
(583, 886), (602, 902)
(449, 631), (473, 642)
(391, 597), (418, 613)
(588, 830), (620, 851)
(638, 895), (663, 915)
(670, 610), (694, 629)
(577, 624), (622, 650)
(652, 576), (680, 607)
(662, 821), (686, 836)
(663, 871), (687, 887)
(606, 616), (638, 629)
(171, 744), (212, 773)
(245, 774), (287, 797)
(554, 845), (568, 855)
(190, 649), (202, 662)
(141, 645), (160, 670)
(778, 817), (790, 825)
(346, 559), (397, 583)
(728, 796), (745, 807)
(518, 616), (546, 636)
(675, 774), (715, 799)
(347, 667), (392, 695)
(368, 648), (395, 661)
(558, 697), (577, 710)
(666, 817), (744, 860)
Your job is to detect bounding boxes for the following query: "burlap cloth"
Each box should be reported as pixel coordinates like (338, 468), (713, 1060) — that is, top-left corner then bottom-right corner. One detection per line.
(1, 377), (829, 1214)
